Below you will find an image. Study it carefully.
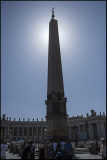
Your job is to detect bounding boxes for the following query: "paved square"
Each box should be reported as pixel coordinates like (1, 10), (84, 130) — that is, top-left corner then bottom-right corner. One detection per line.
(6, 151), (102, 159)
(73, 154), (102, 159)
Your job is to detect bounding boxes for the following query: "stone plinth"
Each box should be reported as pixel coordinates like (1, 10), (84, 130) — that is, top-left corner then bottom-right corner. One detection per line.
(46, 115), (68, 140)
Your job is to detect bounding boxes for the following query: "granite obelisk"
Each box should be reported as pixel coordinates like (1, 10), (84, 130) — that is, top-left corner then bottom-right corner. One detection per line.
(45, 8), (68, 140)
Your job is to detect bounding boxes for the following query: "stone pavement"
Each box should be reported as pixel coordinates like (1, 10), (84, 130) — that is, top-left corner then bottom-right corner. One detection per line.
(6, 151), (39, 159)
(73, 153), (102, 159)
(6, 151), (102, 159)
(6, 151), (21, 159)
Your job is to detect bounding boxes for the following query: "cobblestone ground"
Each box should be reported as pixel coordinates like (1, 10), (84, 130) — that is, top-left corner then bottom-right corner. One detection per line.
(6, 151), (102, 159)
(73, 154), (102, 159)
(6, 151), (39, 159)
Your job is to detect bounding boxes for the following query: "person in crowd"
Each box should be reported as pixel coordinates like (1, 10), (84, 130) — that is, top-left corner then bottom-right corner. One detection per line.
(60, 141), (65, 151)
(101, 138), (106, 159)
(53, 140), (58, 159)
(55, 141), (62, 159)
(1, 142), (8, 159)
(64, 138), (73, 159)
(95, 140), (100, 154)
(21, 140), (33, 159)
(48, 141), (53, 159)
(60, 140), (65, 158)
(44, 141), (48, 159)
(22, 141), (27, 150)
(31, 142), (35, 159)
(39, 141), (45, 159)
(45, 140), (53, 159)
(20, 141), (26, 157)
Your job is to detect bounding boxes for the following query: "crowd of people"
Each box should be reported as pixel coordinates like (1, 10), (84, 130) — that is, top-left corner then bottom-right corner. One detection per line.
(21, 140), (35, 159)
(39, 138), (73, 159)
(0, 138), (106, 159)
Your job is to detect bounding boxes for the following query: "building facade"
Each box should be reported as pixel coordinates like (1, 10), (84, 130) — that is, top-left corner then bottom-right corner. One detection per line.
(1, 110), (106, 143)
(67, 110), (106, 141)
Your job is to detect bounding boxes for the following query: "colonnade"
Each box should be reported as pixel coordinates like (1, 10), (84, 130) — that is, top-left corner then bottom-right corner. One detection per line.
(3, 126), (47, 142)
(68, 122), (106, 141)
(2, 121), (106, 143)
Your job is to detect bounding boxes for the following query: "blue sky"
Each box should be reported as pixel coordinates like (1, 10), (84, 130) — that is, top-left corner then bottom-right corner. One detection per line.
(1, 1), (106, 121)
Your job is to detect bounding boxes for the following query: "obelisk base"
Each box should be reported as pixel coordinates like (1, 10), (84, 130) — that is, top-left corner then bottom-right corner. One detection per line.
(46, 115), (68, 140)
(45, 99), (68, 140)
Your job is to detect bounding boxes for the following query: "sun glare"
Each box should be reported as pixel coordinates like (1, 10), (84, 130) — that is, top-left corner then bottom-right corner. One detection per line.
(29, 21), (49, 52)
(29, 18), (74, 58)
(40, 26), (49, 46)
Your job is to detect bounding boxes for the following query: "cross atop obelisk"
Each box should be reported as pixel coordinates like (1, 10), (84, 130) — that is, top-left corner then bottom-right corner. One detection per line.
(52, 7), (55, 19)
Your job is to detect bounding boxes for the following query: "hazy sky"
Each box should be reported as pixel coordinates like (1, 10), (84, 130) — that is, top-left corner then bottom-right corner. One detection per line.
(1, 1), (106, 121)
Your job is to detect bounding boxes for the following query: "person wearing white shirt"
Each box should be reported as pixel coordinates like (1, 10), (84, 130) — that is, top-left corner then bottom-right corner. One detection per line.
(53, 142), (57, 151)
(1, 142), (8, 159)
(53, 140), (58, 159)
(60, 141), (65, 151)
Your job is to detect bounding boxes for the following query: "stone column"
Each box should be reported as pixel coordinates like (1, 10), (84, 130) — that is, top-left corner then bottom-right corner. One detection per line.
(3, 127), (7, 142)
(78, 126), (80, 141)
(83, 125), (87, 139)
(83, 125), (85, 139)
(36, 126), (38, 142)
(1, 128), (4, 142)
(41, 126), (43, 142)
(99, 122), (103, 138)
(7, 127), (10, 134)
(17, 127), (19, 141)
(11, 127), (15, 141)
(69, 126), (71, 139)
(27, 127), (29, 141)
(88, 124), (92, 140)
(74, 127), (76, 141)
(22, 127), (24, 140)
(45, 128), (47, 138)
(92, 124), (96, 140)
(101, 122), (106, 139)
(86, 123), (90, 140)
(96, 123), (100, 140)
(32, 127), (34, 141)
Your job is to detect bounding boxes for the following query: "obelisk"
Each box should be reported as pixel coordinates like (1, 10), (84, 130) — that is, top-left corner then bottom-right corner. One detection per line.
(45, 8), (68, 140)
